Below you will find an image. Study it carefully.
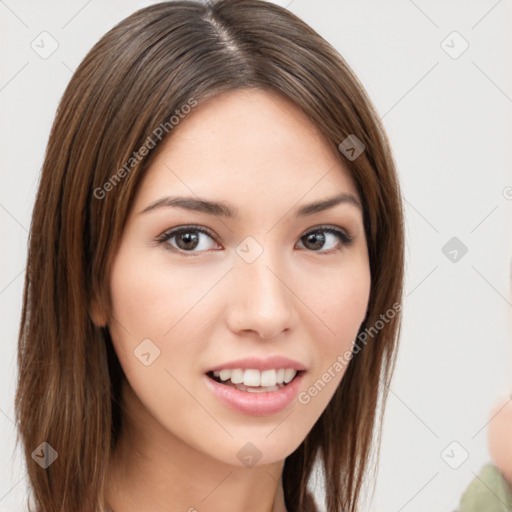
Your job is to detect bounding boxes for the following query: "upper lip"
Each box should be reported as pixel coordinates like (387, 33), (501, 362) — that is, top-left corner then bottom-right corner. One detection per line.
(206, 356), (307, 373)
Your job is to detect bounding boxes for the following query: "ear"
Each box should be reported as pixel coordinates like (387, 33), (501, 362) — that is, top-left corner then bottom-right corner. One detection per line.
(89, 297), (108, 327)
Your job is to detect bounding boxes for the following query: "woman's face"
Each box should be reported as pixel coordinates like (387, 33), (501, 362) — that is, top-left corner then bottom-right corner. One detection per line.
(97, 88), (371, 467)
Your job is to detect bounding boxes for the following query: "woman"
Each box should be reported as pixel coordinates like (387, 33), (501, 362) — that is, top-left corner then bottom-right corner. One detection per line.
(15, 1), (403, 510)
(14, 1), (506, 511)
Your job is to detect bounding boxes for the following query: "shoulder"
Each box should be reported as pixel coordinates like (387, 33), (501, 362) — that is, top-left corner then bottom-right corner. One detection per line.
(455, 463), (512, 512)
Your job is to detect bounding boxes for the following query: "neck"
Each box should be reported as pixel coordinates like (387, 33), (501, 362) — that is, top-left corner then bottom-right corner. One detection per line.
(105, 377), (288, 512)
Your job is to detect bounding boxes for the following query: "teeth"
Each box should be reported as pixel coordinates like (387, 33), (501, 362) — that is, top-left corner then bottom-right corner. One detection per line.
(283, 369), (296, 384)
(240, 384), (279, 393)
(230, 368), (244, 384)
(260, 369), (276, 387)
(243, 369), (260, 387)
(210, 368), (298, 387)
(219, 369), (231, 381)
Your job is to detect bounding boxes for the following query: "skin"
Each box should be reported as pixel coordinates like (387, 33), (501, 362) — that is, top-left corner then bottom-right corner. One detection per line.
(487, 281), (512, 485)
(91, 88), (371, 512)
(488, 393), (512, 485)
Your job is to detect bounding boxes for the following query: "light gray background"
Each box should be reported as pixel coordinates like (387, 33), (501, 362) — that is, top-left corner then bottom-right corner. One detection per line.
(1, 1), (511, 511)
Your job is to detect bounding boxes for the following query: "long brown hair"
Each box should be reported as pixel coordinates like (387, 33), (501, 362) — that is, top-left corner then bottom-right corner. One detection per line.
(14, 1), (404, 511)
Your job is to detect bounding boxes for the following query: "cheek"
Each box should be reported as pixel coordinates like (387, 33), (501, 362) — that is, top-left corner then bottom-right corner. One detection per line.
(107, 246), (182, 373)
(107, 246), (221, 376)
(109, 262), (164, 339)
(109, 247), (198, 337)
(296, 259), (371, 414)
(309, 261), (371, 354)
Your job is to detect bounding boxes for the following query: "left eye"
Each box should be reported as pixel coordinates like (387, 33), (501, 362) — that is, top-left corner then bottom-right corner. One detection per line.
(297, 227), (352, 253)
(156, 225), (352, 255)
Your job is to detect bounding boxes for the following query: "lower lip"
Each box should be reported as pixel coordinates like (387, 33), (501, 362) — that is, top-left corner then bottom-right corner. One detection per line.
(204, 372), (304, 417)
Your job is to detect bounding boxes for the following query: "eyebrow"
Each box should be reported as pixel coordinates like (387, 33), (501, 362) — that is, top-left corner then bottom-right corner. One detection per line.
(138, 192), (362, 218)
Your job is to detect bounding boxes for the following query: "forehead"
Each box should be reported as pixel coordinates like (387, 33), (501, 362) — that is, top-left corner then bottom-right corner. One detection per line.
(133, 88), (360, 212)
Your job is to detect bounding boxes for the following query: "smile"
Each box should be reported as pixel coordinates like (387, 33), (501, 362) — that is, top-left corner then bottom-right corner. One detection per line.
(207, 368), (299, 392)
(204, 369), (305, 416)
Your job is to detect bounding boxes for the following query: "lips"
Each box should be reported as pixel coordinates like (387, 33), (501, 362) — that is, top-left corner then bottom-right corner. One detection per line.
(206, 355), (307, 373)
(205, 356), (306, 392)
(204, 370), (305, 416)
(203, 355), (307, 415)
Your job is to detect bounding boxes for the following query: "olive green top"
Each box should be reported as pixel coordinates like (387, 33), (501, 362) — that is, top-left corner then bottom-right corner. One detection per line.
(454, 463), (512, 512)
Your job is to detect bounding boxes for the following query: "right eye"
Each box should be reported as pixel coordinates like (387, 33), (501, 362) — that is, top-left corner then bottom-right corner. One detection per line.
(155, 225), (221, 255)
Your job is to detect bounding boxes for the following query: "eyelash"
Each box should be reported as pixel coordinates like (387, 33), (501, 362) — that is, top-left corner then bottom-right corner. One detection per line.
(155, 224), (354, 256)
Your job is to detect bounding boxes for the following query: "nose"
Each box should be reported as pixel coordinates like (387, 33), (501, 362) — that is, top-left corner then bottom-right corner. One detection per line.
(225, 246), (296, 340)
